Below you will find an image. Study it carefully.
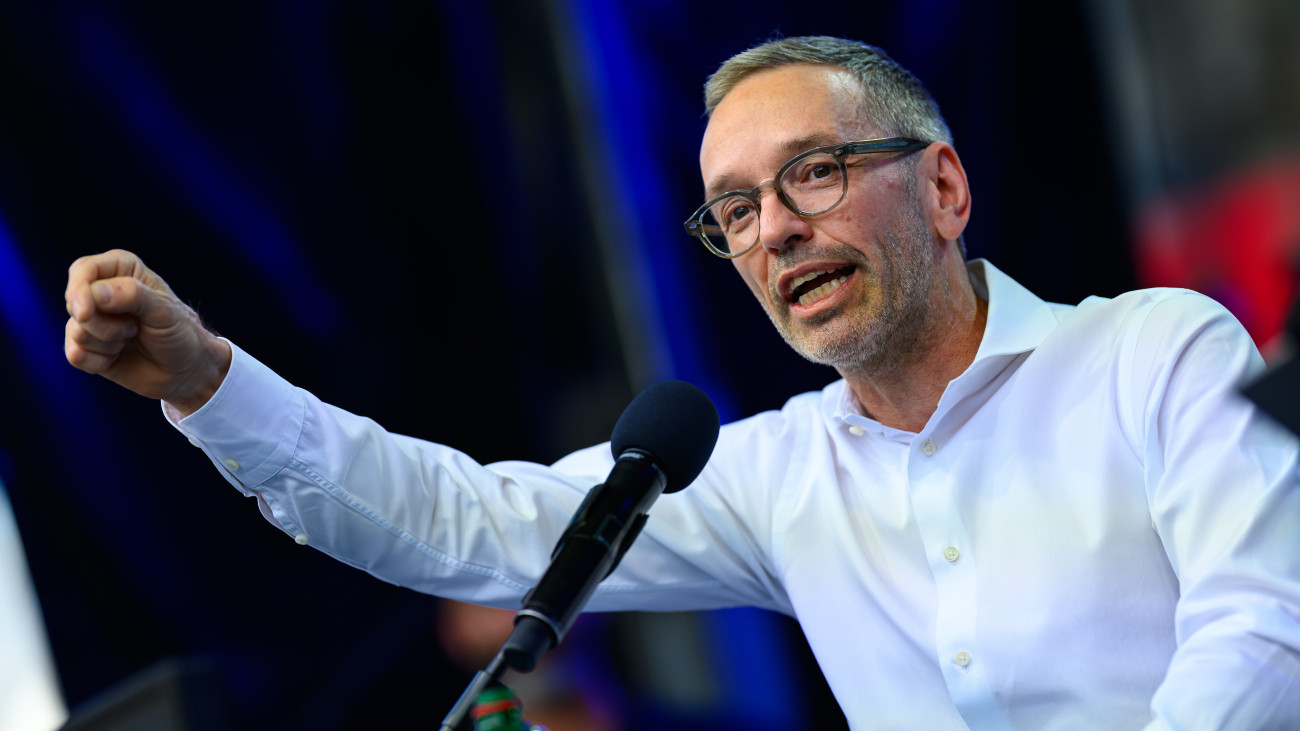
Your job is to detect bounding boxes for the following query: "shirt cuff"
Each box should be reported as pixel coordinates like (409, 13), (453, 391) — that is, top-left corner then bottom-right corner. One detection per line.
(162, 339), (305, 489)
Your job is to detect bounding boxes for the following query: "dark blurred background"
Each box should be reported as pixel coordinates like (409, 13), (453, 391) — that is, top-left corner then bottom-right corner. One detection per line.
(1, 0), (1296, 729)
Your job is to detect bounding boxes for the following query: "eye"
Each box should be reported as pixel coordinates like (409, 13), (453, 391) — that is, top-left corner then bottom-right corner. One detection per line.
(784, 156), (841, 190)
(728, 204), (752, 222)
(720, 198), (755, 227)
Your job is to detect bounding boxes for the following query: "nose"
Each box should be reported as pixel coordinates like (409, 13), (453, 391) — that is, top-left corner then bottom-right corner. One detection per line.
(757, 188), (813, 255)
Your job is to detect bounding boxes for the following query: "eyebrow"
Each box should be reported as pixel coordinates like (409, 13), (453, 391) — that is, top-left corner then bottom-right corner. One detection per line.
(704, 132), (845, 199)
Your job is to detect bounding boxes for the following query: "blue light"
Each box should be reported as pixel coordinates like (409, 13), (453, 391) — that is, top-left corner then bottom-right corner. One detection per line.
(563, 0), (740, 419)
(0, 214), (93, 436)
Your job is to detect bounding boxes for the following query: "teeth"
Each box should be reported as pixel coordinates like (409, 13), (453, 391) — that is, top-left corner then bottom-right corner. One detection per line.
(789, 269), (833, 291)
(797, 275), (849, 306)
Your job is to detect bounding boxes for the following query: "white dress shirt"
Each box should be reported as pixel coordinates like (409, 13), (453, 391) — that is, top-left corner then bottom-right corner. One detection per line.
(171, 260), (1300, 730)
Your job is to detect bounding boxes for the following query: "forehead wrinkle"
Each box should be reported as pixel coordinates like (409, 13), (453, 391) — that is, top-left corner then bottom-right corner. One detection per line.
(777, 131), (843, 158)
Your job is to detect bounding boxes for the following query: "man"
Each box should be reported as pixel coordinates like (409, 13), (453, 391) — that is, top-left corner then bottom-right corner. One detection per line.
(64, 36), (1300, 729)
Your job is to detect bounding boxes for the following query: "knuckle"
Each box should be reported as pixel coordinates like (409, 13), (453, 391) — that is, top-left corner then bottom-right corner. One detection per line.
(107, 249), (140, 268)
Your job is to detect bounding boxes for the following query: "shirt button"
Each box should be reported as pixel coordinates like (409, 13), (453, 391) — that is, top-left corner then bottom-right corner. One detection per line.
(943, 545), (960, 562)
(849, 425), (865, 436)
(920, 439), (938, 456)
(223, 458), (241, 471)
(294, 533), (310, 545)
(954, 651), (972, 668)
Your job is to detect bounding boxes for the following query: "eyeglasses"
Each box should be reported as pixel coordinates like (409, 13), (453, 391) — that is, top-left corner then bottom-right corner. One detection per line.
(684, 137), (928, 258)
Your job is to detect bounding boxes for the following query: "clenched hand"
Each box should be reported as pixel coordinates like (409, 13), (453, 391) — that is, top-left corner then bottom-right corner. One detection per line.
(64, 249), (231, 417)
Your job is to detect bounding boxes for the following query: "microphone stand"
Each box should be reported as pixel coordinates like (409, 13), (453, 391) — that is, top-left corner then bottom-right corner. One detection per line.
(438, 614), (558, 730)
(438, 651), (509, 731)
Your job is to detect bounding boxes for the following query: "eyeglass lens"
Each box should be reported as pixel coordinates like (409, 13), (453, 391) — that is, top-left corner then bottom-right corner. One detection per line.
(698, 151), (844, 254)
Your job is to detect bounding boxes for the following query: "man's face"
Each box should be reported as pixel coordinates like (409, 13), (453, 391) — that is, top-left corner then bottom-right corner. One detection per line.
(699, 64), (940, 373)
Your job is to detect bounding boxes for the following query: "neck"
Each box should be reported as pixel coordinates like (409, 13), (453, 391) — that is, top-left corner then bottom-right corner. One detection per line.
(838, 258), (988, 433)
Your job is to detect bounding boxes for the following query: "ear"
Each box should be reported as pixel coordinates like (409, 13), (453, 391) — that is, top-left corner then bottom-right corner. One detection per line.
(920, 142), (971, 244)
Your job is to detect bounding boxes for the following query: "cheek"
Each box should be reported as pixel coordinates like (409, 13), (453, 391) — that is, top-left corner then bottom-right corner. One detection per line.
(732, 259), (770, 302)
(836, 179), (906, 226)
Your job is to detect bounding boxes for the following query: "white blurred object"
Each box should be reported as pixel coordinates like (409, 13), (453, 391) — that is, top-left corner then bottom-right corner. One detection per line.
(0, 477), (67, 731)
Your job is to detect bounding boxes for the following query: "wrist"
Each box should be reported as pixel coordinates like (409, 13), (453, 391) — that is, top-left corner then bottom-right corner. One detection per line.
(166, 336), (232, 417)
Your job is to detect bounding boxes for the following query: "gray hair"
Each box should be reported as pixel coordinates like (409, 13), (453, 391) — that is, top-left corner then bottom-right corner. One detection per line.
(704, 36), (953, 146)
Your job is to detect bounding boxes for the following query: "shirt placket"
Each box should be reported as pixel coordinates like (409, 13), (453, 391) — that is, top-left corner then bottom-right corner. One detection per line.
(906, 427), (1015, 730)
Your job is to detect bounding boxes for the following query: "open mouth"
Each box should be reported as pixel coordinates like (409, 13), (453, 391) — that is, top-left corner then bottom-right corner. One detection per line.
(787, 266), (855, 307)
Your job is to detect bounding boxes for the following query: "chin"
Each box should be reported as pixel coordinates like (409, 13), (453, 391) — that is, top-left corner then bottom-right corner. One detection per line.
(781, 322), (880, 370)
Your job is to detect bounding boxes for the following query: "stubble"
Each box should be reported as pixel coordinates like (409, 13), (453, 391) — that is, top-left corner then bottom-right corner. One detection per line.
(763, 196), (938, 378)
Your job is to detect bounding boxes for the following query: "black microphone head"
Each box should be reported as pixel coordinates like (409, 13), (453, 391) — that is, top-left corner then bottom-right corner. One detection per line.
(610, 380), (720, 494)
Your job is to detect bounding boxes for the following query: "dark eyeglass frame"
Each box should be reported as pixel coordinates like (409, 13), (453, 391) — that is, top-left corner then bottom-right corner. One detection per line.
(683, 136), (929, 259)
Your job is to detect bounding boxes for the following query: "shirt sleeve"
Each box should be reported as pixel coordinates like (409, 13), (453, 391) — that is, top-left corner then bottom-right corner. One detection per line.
(1129, 293), (1300, 728)
(166, 341), (785, 613)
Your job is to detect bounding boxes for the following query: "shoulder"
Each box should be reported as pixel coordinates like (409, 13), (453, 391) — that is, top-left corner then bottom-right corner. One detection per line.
(1018, 286), (1262, 421)
(710, 382), (848, 463)
(686, 385), (840, 539)
(1047, 287), (1252, 361)
(550, 383), (838, 488)
(704, 384), (841, 488)
(718, 388), (829, 440)
(1067, 288), (1266, 439)
(1067, 286), (1224, 327)
(707, 382), (837, 465)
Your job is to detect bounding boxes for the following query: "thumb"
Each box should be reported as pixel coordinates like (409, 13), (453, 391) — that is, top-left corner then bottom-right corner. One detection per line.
(91, 275), (184, 329)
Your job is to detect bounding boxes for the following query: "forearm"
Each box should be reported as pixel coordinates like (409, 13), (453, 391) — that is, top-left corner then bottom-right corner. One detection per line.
(1147, 460), (1300, 727)
(1146, 600), (1300, 729)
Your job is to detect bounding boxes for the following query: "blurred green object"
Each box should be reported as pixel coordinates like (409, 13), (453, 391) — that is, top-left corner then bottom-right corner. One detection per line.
(471, 684), (531, 731)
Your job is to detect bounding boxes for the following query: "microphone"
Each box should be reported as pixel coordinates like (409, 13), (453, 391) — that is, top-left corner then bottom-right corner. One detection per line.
(501, 380), (720, 672)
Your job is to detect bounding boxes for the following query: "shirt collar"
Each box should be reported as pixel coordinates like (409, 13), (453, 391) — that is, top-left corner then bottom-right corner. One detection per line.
(826, 258), (1065, 425)
(968, 258), (1063, 362)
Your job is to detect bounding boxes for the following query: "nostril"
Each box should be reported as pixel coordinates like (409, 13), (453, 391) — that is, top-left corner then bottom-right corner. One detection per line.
(764, 232), (804, 254)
